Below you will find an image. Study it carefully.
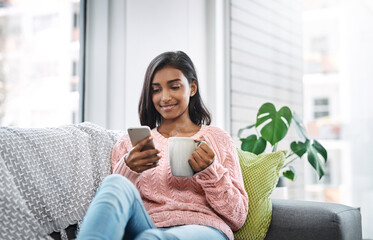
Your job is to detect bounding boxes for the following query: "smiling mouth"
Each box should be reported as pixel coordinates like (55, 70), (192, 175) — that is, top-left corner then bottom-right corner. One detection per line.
(160, 104), (176, 111)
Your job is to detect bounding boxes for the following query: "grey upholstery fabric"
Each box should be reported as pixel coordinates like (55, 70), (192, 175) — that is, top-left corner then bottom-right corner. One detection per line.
(265, 199), (362, 240)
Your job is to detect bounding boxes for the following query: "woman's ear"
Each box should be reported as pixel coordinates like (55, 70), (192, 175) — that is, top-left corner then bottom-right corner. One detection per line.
(190, 81), (197, 97)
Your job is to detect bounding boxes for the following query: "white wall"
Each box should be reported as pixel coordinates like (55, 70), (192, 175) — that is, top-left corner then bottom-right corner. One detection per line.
(123, 0), (208, 128)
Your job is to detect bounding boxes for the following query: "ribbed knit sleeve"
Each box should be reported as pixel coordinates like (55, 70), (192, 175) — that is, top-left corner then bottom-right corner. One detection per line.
(194, 126), (249, 231)
(111, 135), (140, 183)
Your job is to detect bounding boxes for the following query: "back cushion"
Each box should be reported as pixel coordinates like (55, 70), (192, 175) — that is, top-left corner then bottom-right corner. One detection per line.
(234, 149), (285, 240)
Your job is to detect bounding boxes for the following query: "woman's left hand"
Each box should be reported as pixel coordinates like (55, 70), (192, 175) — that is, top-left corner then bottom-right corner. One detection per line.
(188, 136), (215, 173)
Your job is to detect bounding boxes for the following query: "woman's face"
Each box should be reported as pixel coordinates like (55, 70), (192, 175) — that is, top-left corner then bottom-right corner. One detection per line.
(151, 67), (196, 122)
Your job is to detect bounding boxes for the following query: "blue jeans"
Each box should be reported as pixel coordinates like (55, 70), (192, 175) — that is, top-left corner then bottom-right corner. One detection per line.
(77, 174), (228, 240)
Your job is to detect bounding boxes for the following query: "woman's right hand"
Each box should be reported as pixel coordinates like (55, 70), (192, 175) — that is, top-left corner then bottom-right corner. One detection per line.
(125, 136), (161, 173)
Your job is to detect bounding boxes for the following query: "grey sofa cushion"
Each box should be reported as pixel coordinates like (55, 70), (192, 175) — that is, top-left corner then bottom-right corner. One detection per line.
(265, 199), (362, 240)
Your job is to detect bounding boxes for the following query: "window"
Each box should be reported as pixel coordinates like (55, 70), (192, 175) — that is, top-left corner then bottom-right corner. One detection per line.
(306, 148), (342, 203)
(313, 97), (329, 119)
(311, 36), (329, 54)
(0, 0), (82, 127)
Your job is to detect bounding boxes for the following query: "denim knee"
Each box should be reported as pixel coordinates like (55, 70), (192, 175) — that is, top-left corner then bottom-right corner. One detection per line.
(100, 174), (137, 192)
(101, 174), (131, 187)
(135, 229), (179, 240)
(95, 174), (140, 210)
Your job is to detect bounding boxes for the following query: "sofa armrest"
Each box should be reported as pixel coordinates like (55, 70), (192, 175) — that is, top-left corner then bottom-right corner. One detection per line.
(265, 199), (362, 240)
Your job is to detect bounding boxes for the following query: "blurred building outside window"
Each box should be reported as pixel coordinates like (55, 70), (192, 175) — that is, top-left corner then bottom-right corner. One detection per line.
(0, 0), (81, 127)
(303, 0), (373, 237)
(303, 0), (342, 204)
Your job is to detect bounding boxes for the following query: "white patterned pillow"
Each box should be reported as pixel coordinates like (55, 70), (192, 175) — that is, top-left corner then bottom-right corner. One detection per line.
(0, 155), (51, 239)
(0, 122), (122, 239)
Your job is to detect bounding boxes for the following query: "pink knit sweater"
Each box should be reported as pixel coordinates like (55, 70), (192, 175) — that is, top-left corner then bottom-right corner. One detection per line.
(111, 125), (248, 240)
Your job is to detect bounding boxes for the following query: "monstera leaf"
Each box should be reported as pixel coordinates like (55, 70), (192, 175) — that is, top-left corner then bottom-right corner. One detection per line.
(237, 102), (328, 182)
(256, 103), (292, 146)
(240, 134), (267, 154)
(291, 139), (328, 180)
(283, 166), (296, 181)
(290, 141), (307, 157)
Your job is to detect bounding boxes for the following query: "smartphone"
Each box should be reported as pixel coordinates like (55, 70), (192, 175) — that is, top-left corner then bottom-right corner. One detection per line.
(127, 126), (156, 151)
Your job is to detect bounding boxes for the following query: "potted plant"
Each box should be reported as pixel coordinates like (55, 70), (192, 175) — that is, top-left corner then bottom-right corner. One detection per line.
(238, 102), (328, 181)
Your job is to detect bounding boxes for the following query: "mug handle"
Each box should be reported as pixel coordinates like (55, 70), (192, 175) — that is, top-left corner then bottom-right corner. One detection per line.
(196, 140), (207, 147)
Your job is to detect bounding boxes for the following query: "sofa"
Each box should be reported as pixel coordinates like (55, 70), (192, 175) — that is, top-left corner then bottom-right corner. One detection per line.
(0, 122), (362, 240)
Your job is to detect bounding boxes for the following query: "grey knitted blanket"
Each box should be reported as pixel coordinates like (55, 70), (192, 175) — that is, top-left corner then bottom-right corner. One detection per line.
(0, 122), (122, 239)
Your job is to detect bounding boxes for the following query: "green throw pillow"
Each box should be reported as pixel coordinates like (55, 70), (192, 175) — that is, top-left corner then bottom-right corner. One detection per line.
(234, 149), (285, 240)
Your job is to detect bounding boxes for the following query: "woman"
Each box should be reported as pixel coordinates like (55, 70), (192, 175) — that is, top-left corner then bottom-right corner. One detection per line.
(77, 51), (248, 240)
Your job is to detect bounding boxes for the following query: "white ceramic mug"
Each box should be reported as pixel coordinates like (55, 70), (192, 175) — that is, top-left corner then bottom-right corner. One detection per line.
(168, 137), (199, 177)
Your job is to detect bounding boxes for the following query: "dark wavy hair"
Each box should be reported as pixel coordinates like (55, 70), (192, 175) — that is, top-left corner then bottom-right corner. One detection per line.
(139, 51), (211, 129)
